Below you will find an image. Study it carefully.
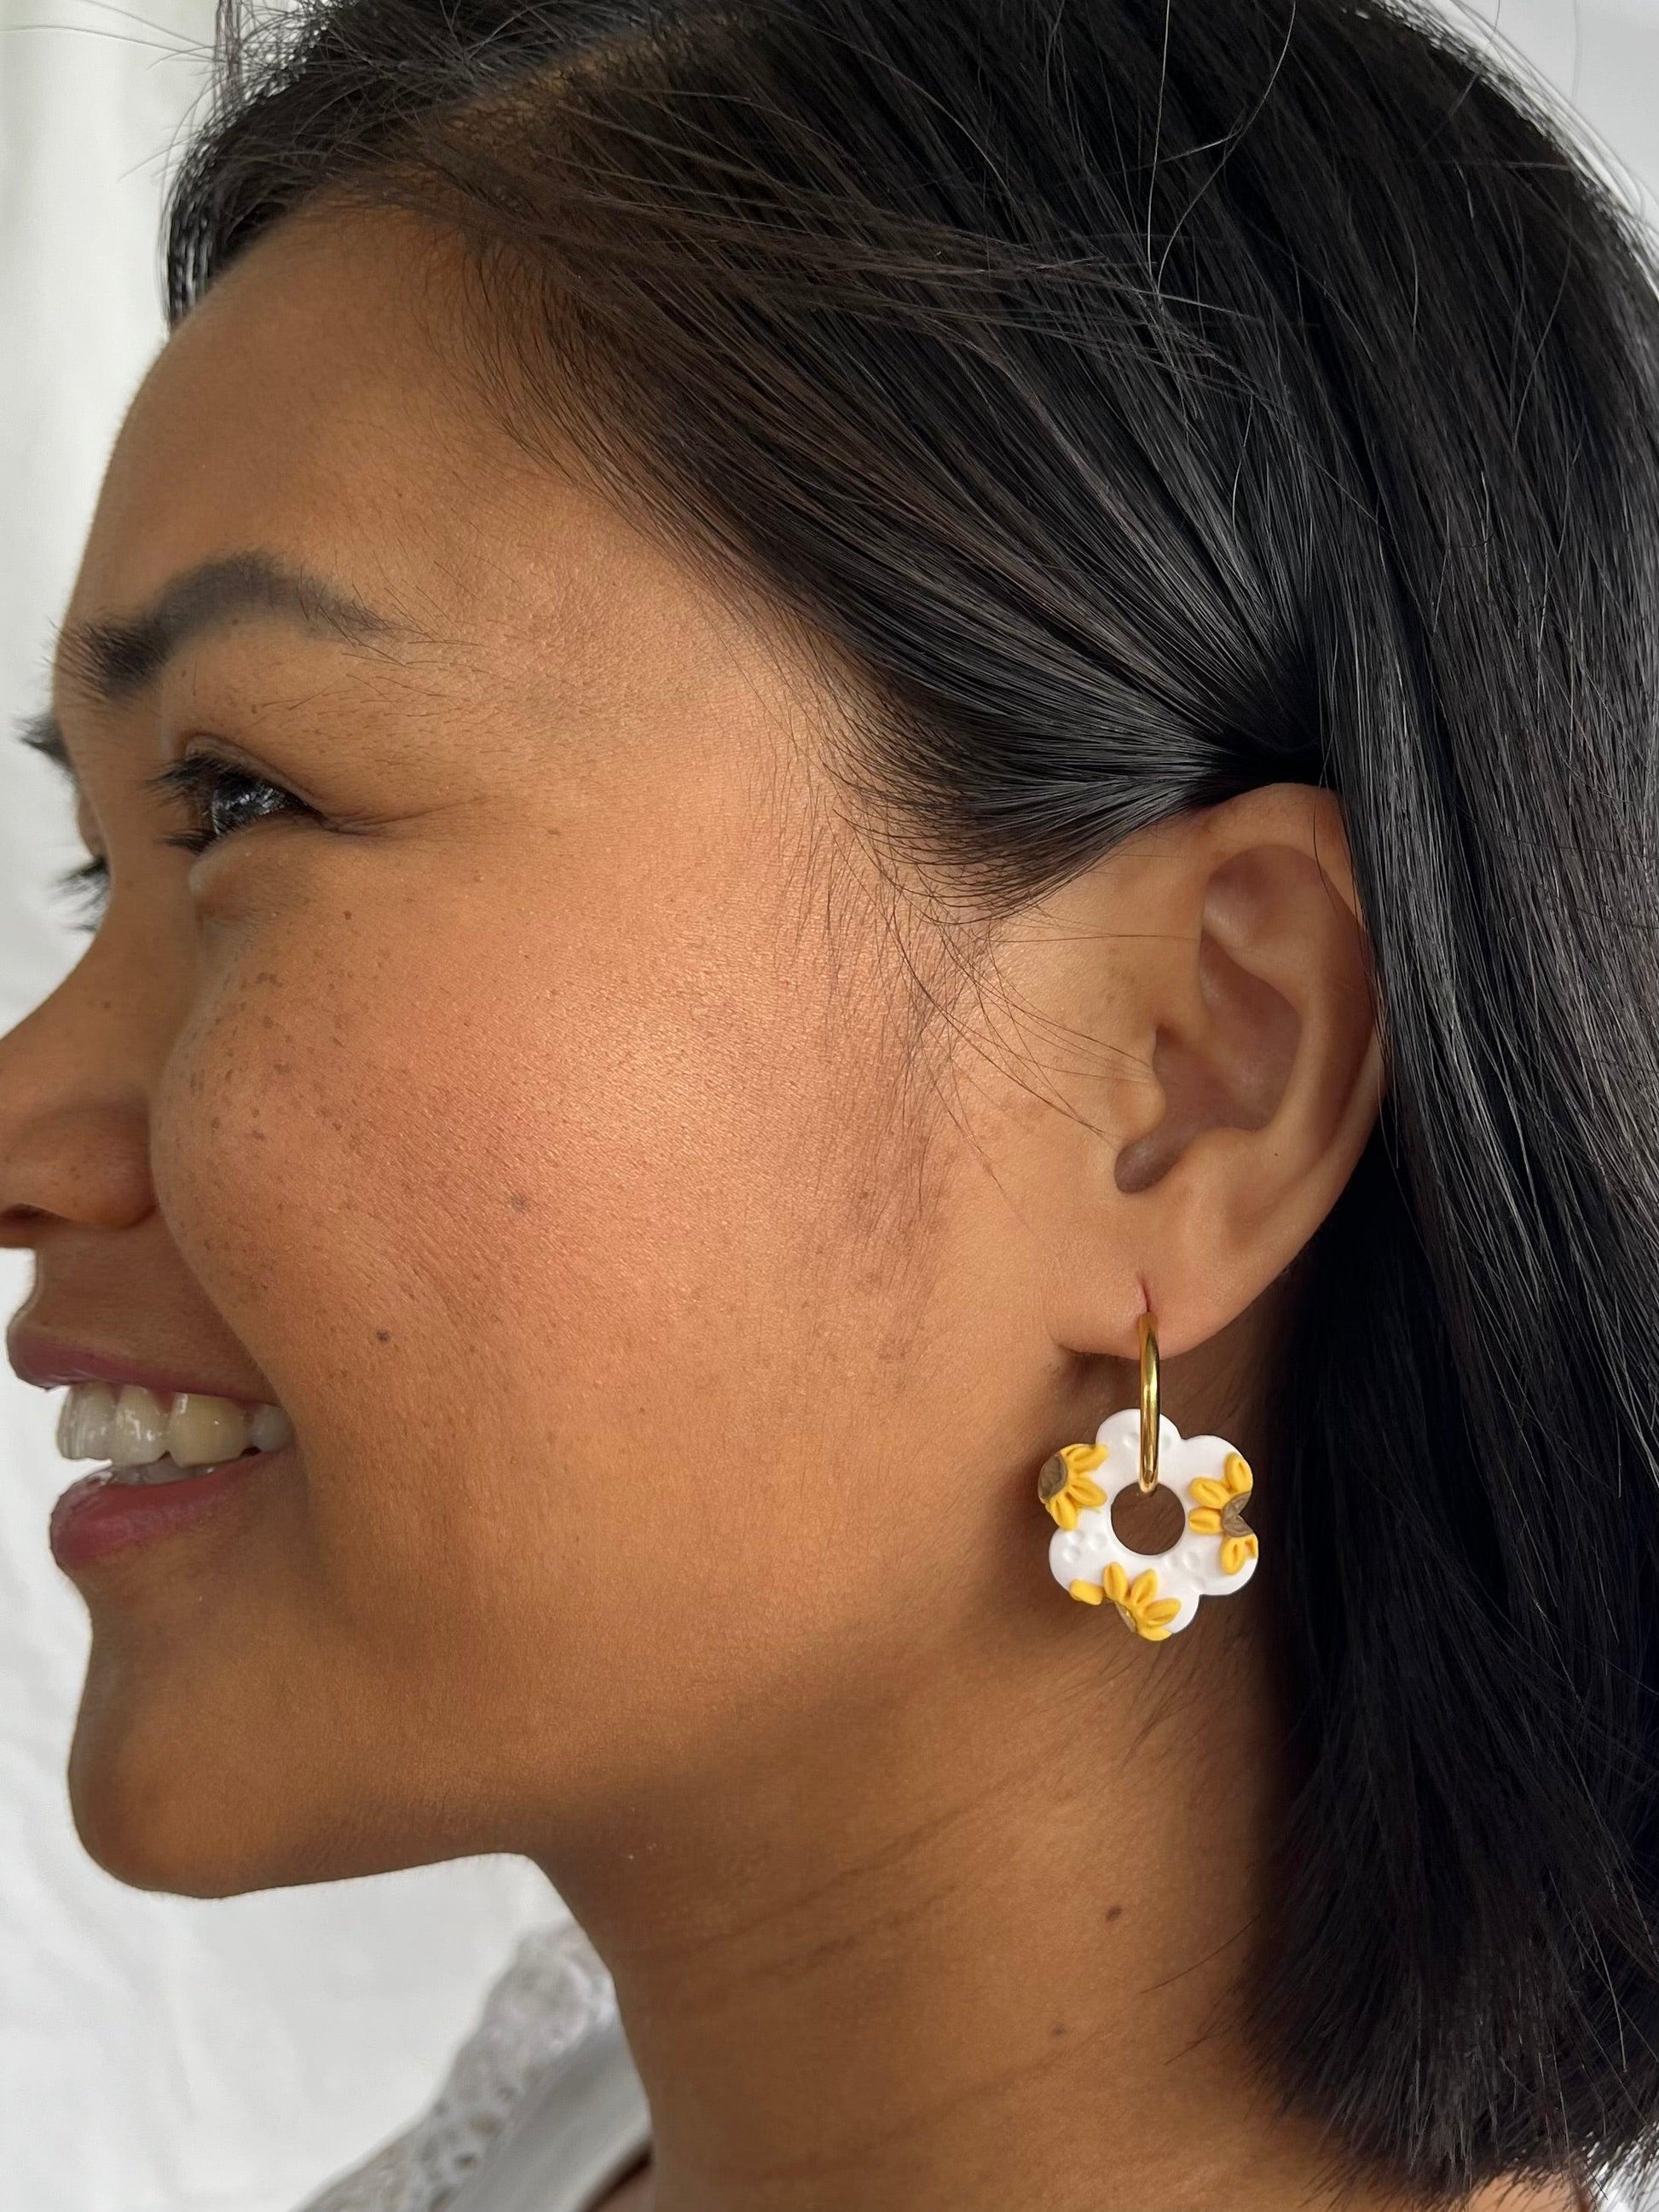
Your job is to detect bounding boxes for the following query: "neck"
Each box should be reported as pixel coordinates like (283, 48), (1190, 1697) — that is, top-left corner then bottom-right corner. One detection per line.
(532, 1585), (1576, 2212)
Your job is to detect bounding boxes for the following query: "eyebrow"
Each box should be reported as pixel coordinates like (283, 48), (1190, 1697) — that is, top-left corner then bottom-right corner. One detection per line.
(15, 548), (425, 774)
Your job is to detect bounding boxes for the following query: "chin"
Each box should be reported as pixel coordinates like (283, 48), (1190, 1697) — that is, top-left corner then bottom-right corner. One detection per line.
(64, 1656), (361, 1898)
(69, 1748), (263, 1899)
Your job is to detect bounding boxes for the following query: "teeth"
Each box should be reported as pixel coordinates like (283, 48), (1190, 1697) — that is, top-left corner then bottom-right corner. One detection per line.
(166, 1394), (248, 1466)
(53, 1379), (292, 1469)
(56, 1380), (116, 1460)
(109, 1384), (170, 1466)
(248, 1403), (294, 1453)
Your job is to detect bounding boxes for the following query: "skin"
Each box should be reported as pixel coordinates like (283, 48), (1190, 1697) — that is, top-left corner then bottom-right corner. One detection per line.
(0, 200), (1581, 2212)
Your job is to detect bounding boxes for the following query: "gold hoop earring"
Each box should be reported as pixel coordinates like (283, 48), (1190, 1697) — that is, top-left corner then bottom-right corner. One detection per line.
(1136, 1308), (1159, 1493)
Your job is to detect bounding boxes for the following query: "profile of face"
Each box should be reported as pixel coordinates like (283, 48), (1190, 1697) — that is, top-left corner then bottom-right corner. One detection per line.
(0, 199), (1379, 1911)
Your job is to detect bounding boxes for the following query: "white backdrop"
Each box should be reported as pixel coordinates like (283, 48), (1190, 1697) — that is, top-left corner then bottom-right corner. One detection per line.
(2, 3), (1656, 2209)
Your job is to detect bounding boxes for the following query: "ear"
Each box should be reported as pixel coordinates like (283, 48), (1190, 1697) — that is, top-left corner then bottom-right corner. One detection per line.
(1002, 783), (1384, 1361)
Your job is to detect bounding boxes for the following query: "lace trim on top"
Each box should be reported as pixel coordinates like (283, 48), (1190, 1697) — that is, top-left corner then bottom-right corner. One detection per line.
(296, 1917), (621, 2212)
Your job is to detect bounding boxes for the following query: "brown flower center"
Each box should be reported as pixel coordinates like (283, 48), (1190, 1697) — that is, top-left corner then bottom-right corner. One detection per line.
(1038, 1453), (1071, 1503)
(1221, 1493), (1252, 1539)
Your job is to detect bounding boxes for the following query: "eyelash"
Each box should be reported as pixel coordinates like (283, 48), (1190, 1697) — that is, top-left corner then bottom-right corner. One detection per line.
(55, 856), (113, 935)
(145, 750), (315, 856)
(52, 750), (315, 933)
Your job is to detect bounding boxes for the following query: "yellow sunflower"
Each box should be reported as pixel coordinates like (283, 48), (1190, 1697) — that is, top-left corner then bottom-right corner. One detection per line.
(1038, 1441), (1107, 1530)
(1188, 1450), (1257, 1575)
(1083, 1561), (1182, 1639)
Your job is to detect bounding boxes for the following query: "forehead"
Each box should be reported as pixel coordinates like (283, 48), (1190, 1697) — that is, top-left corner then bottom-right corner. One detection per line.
(59, 202), (766, 729)
(71, 207), (495, 637)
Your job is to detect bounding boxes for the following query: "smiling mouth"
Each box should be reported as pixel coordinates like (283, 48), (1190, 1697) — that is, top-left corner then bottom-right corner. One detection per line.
(56, 1379), (294, 1485)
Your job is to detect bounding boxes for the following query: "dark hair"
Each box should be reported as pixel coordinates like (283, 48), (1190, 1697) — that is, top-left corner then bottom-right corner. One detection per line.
(164, 0), (1659, 2198)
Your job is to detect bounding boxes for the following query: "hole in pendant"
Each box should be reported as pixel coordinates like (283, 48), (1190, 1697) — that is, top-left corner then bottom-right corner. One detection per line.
(1110, 1481), (1185, 1554)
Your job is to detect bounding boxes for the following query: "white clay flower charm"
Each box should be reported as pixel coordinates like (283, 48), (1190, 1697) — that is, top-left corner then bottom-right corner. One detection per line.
(1042, 1406), (1258, 1638)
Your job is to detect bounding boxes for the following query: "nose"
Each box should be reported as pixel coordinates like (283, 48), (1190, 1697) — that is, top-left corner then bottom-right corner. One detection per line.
(0, 941), (154, 1246)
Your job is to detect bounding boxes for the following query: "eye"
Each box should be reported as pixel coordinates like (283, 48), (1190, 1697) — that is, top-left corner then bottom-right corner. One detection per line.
(145, 748), (315, 858)
(45, 751), (320, 935)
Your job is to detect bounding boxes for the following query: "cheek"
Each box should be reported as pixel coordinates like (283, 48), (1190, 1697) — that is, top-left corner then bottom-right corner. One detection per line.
(146, 850), (952, 1772)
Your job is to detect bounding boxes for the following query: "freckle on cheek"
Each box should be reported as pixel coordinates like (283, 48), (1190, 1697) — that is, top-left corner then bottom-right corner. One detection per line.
(508, 1192), (531, 1213)
(375, 1329), (392, 1344)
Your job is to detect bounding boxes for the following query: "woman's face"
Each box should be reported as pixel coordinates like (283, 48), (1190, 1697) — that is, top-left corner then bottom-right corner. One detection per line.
(0, 203), (1110, 1894)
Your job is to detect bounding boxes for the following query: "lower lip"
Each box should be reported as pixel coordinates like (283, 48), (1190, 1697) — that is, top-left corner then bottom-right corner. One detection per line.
(49, 1448), (289, 1573)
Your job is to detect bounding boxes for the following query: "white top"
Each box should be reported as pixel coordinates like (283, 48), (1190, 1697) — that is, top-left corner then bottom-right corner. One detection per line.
(293, 1918), (651, 2212)
(293, 1915), (1648, 2212)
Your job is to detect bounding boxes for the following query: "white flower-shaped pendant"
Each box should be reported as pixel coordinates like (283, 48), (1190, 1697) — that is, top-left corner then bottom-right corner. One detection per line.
(1042, 1407), (1258, 1640)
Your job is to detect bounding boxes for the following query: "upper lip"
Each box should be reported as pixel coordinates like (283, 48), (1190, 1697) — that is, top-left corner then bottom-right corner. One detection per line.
(5, 1325), (275, 1407)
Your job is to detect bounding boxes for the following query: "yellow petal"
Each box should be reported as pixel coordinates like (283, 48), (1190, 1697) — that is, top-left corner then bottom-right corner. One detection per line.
(1189, 1478), (1230, 1511)
(1068, 1579), (1104, 1604)
(1066, 1443), (1107, 1474)
(1221, 1537), (1253, 1575)
(1071, 1474), (1107, 1510)
(1128, 1569), (1159, 1608)
(1242, 1532), (1259, 1560)
(1224, 1452), (1253, 1493)
(1188, 1507), (1223, 1535)
(1138, 1624), (1175, 1642)
(1103, 1562), (1130, 1602)
(1050, 1494), (1078, 1531)
(1144, 1597), (1182, 1624)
